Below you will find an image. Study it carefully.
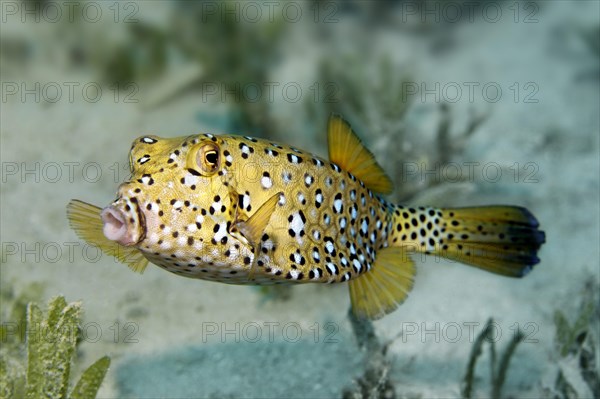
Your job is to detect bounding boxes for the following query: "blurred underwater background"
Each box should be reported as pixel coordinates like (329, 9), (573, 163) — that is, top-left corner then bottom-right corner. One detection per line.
(1, 0), (599, 397)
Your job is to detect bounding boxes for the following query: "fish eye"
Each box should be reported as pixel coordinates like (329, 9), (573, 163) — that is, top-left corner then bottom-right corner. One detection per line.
(196, 143), (220, 174)
(205, 150), (218, 165)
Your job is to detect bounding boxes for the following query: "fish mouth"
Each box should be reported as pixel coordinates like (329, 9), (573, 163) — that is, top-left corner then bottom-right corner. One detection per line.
(101, 200), (146, 246)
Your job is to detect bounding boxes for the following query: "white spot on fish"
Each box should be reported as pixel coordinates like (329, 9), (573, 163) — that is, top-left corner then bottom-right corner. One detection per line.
(241, 145), (250, 157)
(333, 199), (343, 214)
(292, 251), (302, 264)
(326, 262), (338, 275)
(184, 174), (199, 185)
(311, 268), (321, 279)
(325, 240), (334, 254)
(187, 223), (197, 232)
(261, 175), (272, 189)
(315, 192), (323, 204)
(241, 193), (251, 210)
(349, 243), (356, 255)
(312, 250), (320, 261)
(288, 270), (300, 280)
(353, 259), (362, 273)
(289, 213), (305, 236)
(304, 175), (313, 186)
(213, 223), (227, 242)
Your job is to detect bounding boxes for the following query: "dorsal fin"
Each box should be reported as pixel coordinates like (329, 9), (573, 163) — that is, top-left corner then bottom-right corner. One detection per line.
(348, 247), (415, 320)
(327, 115), (393, 194)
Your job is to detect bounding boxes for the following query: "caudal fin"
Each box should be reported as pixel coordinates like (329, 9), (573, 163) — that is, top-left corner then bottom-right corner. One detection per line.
(433, 206), (545, 277)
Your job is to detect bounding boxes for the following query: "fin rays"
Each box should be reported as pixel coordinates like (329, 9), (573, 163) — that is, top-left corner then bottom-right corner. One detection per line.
(327, 115), (394, 194)
(66, 200), (149, 273)
(349, 247), (415, 320)
(435, 206), (545, 278)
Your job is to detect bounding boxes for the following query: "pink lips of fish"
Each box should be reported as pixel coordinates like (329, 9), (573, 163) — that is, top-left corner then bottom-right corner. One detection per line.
(101, 199), (145, 246)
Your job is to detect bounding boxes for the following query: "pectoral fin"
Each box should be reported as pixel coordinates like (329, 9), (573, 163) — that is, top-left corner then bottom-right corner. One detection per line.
(66, 200), (149, 273)
(231, 192), (281, 280)
(234, 192), (282, 247)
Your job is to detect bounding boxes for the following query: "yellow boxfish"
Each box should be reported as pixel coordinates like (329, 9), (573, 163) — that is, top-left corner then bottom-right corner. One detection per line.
(67, 116), (545, 319)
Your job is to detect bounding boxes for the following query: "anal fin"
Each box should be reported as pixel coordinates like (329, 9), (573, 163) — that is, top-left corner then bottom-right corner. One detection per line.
(348, 247), (415, 320)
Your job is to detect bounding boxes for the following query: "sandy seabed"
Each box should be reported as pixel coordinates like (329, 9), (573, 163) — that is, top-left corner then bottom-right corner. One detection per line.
(1, 1), (599, 397)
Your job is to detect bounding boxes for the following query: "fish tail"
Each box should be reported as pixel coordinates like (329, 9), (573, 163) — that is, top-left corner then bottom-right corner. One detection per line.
(433, 206), (545, 277)
(391, 205), (545, 277)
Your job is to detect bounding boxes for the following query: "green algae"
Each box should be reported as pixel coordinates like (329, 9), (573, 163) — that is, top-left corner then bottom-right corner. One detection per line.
(0, 295), (110, 399)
